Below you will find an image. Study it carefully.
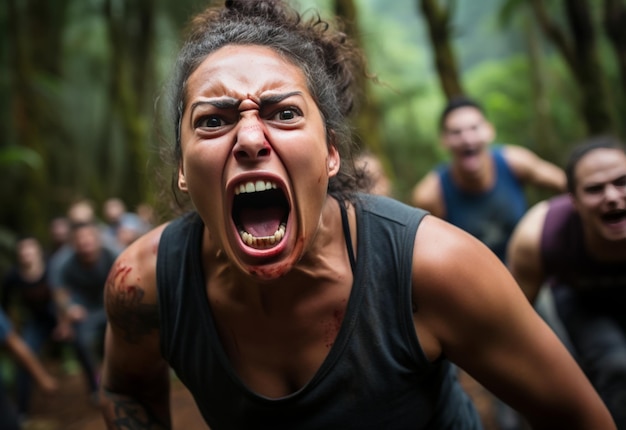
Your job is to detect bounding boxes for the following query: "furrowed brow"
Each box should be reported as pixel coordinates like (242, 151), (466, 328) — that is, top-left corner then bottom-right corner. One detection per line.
(190, 97), (241, 115)
(258, 92), (302, 108)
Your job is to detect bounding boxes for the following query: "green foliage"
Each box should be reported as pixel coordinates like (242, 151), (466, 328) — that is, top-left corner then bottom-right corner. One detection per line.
(465, 54), (584, 161)
(451, 0), (526, 72)
(0, 146), (42, 169)
(352, 0), (444, 200)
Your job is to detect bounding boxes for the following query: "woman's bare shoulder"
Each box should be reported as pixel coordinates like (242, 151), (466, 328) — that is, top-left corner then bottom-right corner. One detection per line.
(410, 216), (527, 355)
(412, 215), (509, 297)
(104, 223), (170, 342)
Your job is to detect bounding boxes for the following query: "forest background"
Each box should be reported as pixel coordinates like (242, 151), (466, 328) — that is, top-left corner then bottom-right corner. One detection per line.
(1, 0), (625, 273)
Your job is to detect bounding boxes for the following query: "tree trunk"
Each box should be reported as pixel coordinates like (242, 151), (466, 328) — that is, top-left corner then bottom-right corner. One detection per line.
(103, 0), (156, 207)
(603, 0), (626, 137)
(530, 0), (614, 135)
(524, 14), (558, 156)
(333, 0), (393, 181)
(5, 0), (69, 239)
(418, 0), (465, 100)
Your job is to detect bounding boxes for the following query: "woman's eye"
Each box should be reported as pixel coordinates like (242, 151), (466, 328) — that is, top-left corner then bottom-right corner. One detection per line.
(274, 108), (300, 121)
(196, 116), (224, 128)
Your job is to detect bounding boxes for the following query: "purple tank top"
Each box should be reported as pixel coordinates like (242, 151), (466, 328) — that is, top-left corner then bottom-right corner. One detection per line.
(541, 195), (626, 309)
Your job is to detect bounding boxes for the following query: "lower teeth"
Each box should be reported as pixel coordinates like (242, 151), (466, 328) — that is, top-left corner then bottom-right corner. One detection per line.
(239, 223), (286, 249)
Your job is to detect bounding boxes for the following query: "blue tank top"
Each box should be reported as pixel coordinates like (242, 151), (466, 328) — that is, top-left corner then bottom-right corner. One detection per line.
(438, 147), (527, 261)
(156, 194), (482, 429)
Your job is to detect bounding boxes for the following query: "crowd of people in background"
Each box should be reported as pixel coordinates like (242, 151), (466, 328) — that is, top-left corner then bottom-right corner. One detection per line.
(0, 198), (154, 429)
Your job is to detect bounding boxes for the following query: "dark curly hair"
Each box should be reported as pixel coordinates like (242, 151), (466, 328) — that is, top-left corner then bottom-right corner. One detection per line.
(166, 0), (370, 207)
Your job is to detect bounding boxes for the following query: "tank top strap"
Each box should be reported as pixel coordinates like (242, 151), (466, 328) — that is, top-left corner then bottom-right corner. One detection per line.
(339, 201), (356, 274)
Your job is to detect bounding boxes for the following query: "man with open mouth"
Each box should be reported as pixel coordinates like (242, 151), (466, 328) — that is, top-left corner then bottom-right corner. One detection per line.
(98, 1), (615, 429)
(410, 97), (568, 430)
(411, 96), (566, 262)
(509, 135), (626, 428)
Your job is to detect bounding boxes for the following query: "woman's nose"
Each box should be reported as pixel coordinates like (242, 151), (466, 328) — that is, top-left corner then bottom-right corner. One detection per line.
(232, 115), (271, 161)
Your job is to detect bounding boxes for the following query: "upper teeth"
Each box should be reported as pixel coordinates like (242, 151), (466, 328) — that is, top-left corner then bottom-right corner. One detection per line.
(235, 180), (278, 195)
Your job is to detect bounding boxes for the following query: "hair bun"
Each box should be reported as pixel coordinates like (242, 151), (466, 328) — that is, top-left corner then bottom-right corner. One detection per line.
(224, 0), (285, 20)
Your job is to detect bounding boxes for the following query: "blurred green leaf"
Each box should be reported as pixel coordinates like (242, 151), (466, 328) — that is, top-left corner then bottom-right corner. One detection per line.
(0, 146), (43, 169)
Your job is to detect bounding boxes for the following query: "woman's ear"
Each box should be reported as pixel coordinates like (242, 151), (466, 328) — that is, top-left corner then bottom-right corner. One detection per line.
(178, 164), (188, 192)
(326, 130), (340, 177)
(327, 145), (340, 177)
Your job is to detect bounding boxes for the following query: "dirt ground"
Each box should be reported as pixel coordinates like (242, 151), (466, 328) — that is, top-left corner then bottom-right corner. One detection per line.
(20, 359), (209, 430)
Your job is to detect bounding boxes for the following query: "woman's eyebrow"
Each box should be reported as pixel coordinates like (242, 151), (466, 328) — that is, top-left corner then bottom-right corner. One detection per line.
(190, 97), (241, 114)
(259, 91), (302, 107)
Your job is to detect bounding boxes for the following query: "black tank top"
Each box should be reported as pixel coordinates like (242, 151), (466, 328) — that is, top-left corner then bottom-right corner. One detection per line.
(157, 194), (482, 429)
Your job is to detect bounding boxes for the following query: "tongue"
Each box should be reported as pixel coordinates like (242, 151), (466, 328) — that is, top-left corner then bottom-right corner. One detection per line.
(240, 206), (284, 237)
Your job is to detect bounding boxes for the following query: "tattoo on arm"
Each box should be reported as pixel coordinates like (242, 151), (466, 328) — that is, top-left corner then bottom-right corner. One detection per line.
(105, 261), (160, 343)
(103, 390), (170, 429)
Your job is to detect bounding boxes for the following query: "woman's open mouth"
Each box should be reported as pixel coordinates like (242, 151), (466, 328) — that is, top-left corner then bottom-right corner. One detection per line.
(232, 179), (290, 250)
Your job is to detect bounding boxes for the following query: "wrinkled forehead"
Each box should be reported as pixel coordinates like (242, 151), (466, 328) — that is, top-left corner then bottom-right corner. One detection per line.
(195, 44), (304, 81)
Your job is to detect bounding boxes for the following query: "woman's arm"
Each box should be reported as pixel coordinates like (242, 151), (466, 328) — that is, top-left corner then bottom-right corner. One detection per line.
(412, 215), (615, 430)
(100, 225), (172, 429)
